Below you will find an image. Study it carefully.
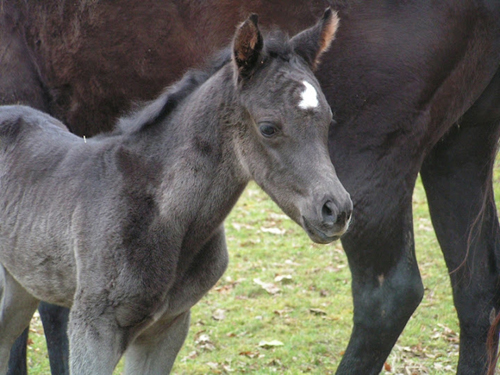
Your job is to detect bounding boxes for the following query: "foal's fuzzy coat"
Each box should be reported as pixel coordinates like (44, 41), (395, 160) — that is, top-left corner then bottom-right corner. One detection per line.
(0, 10), (351, 374)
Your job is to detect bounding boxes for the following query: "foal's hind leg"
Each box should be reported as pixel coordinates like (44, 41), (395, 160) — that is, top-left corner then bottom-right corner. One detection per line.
(124, 311), (190, 375)
(0, 266), (40, 375)
(420, 94), (500, 373)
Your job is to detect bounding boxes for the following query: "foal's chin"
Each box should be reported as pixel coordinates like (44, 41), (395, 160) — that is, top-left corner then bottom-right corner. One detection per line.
(301, 217), (347, 244)
(304, 229), (341, 244)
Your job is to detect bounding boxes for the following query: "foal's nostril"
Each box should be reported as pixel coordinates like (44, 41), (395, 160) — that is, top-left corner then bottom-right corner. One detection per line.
(321, 201), (336, 227)
(336, 211), (348, 227)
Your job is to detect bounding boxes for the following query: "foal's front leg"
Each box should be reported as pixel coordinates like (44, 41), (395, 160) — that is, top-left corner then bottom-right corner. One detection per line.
(124, 227), (228, 374)
(68, 295), (129, 375)
(124, 311), (190, 375)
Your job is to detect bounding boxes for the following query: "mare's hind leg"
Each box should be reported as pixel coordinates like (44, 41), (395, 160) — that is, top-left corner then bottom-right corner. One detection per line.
(420, 109), (500, 372)
(9, 304), (70, 375)
(7, 329), (28, 375)
(0, 266), (39, 375)
(39, 302), (70, 374)
(124, 311), (190, 374)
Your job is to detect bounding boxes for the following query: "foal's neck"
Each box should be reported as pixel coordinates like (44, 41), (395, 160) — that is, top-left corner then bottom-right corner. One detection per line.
(166, 65), (246, 177)
(124, 65), (249, 233)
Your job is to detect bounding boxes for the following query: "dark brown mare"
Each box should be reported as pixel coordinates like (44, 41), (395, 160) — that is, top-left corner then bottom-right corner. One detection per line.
(2, 1), (500, 374)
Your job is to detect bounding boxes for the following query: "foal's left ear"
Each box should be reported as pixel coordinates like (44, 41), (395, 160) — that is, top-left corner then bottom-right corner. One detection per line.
(290, 8), (340, 70)
(233, 14), (264, 80)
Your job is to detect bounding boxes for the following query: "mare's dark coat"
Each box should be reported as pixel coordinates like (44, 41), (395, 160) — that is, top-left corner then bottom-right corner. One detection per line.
(2, 1), (500, 374)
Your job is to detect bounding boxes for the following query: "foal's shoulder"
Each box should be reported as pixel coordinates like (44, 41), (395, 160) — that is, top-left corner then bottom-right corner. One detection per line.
(0, 105), (69, 143)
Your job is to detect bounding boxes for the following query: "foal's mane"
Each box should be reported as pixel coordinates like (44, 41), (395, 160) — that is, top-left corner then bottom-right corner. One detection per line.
(116, 30), (295, 135)
(116, 49), (232, 135)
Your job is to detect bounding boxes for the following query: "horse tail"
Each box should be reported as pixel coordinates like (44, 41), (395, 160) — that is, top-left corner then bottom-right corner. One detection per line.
(487, 310), (500, 375)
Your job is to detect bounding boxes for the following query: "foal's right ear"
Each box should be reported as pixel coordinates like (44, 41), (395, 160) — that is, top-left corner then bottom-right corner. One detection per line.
(290, 8), (340, 70)
(232, 14), (264, 81)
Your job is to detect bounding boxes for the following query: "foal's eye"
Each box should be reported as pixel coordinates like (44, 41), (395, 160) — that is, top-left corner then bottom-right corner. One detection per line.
(259, 123), (279, 138)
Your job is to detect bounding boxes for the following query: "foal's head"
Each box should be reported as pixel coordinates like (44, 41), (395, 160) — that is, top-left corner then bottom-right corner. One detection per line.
(231, 9), (352, 243)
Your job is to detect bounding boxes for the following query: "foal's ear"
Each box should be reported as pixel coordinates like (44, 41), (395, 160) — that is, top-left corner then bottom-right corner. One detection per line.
(290, 8), (339, 70)
(233, 14), (264, 80)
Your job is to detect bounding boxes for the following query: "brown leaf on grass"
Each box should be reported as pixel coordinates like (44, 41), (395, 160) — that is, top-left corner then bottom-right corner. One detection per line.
(195, 332), (216, 351)
(253, 278), (280, 294)
(239, 351), (260, 358)
(260, 226), (286, 235)
(274, 274), (293, 283)
(258, 340), (284, 349)
(274, 308), (293, 317)
(212, 308), (226, 321)
(222, 364), (234, 372)
(431, 324), (459, 343)
(206, 362), (219, 370)
(309, 308), (327, 316)
(181, 350), (198, 362)
(384, 362), (392, 371)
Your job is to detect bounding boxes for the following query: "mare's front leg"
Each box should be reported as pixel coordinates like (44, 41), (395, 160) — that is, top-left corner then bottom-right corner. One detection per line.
(0, 266), (40, 375)
(420, 80), (500, 374)
(330, 138), (424, 374)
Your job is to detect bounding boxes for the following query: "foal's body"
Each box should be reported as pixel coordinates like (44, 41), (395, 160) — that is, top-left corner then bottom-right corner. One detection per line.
(0, 11), (352, 374)
(1, 105), (232, 373)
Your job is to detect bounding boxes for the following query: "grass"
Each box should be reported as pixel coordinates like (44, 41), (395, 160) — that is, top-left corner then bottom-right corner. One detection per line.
(25, 162), (500, 374)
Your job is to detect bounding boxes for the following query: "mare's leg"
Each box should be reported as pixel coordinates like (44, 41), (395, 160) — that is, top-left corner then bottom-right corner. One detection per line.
(124, 311), (190, 375)
(39, 302), (70, 375)
(0, 266), (40, 375)
(335, 202), (423, 374)
(7, 329), (27, 375)
(420, 77), (500, 374)
(329, 131), (424, 374)
(7, 304), (69, 375)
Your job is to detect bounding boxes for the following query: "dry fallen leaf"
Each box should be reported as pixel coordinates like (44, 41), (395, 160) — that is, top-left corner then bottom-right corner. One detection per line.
(195, 333), (216, 351)
(239, 351), (260, 358)
(254, 278), (281, 294)
(258, 340), (284, 349)
(309, 308), (327, 316)
(274, 274), (293, 283)
(260, 227), (286, 235)
(212, 308), (226, 321)
(384, 362), (392, 372)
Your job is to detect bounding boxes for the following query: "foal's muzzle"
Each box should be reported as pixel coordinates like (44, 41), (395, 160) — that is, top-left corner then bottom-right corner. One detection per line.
(301, 197), (352, 244)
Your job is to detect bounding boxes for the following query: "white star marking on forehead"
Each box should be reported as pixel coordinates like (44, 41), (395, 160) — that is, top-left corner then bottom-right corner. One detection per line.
(298, 80), (319, 110)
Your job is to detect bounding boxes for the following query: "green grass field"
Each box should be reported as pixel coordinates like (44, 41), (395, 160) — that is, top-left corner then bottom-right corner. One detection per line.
(24, 164), (500, 374)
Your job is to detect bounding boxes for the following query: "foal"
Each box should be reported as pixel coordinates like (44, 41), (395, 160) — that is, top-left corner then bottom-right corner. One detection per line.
(0, 9), (351, 374)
